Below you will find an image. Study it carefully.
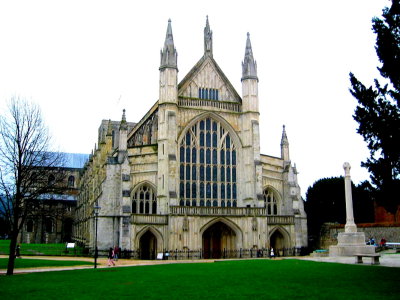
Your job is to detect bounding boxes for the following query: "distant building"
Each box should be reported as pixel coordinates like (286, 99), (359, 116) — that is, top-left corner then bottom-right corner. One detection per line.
(74, 18), (307, 259)
(19, 153), (88, 244)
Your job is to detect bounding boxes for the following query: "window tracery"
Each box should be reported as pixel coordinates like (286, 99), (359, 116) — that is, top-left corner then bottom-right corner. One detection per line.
(263, 188), (278, 215)
(132, 185), (157, 214)
(199, 88), (219, 100)
(179, 117), (237, 207)
(128, 112), (158, 147)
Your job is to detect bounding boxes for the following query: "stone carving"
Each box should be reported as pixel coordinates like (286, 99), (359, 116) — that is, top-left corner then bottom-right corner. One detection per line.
(182, 215), (189, 232)
(329, 162), (375, 256)
(343, 162), (357, 233)
(128, 112), (158, 147)
(252, 216), (257, 231)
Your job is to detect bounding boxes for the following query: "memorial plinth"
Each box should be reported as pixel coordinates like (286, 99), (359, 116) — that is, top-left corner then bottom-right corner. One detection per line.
(329, 163), (375, 257)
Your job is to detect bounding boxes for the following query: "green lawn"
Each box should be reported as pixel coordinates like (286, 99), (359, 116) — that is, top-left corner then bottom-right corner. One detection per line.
(0, 258), (94, 269)
(1, 259), (399, 299)
(0, 240), (88, 256)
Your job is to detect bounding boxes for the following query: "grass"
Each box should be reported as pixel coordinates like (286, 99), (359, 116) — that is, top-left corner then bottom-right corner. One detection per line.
(0, 258), (94, 269)
(0, 240), (88, 256)
(1, 259), (399, 299)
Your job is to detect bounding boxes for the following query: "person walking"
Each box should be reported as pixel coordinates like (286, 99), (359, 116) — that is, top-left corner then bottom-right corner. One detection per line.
(108, 247), (115, 266)
(15, 244), (21, 258)
(113, 246), (119, 261)
(270, 248), (275, 259)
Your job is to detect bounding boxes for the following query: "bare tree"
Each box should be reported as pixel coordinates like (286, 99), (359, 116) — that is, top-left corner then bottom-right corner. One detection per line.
(0, 97), (65, 275)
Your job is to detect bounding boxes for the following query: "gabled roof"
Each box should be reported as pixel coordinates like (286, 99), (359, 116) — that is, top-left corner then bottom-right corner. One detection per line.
(178, 54), (242, 103)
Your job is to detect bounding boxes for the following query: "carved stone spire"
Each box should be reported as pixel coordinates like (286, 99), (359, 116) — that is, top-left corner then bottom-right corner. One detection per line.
(106, 119), (112, 136)
(160, 19), (177, 70)
(204, 16), (213, 57)
(241, 33), (258, 81)
(281, 125), (290, 161)
(281, 125), (289, 146)
(120, 109), (127, 131)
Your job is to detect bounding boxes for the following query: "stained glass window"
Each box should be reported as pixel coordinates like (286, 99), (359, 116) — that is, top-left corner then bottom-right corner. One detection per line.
(179, 117), (237, 206)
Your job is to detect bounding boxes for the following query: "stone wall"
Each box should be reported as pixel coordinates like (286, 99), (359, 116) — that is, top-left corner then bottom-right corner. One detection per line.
(320, 223), (400, 249)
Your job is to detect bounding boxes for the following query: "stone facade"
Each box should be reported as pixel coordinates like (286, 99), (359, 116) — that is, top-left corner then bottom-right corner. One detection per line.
(74, 18), (307, 258)
(320, 223), (400, 249)
(19, 153), (88, 244)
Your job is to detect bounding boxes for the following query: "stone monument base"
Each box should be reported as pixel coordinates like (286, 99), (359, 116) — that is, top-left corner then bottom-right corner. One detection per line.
(329, 232), (375, 257)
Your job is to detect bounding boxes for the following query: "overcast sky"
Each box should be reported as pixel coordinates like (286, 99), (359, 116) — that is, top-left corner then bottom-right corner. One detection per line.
(0, 0), (390, 197)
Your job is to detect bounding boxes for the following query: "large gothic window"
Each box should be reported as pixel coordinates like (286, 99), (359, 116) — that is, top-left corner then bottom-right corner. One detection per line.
(263, 188), (278, 215)
(132, 185), (157, 214)
(179, 117), (237, 207)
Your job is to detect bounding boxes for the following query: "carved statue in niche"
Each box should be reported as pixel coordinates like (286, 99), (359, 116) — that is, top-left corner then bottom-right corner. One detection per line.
(182, 215), (189, 232)
(252, 216), (257, 231)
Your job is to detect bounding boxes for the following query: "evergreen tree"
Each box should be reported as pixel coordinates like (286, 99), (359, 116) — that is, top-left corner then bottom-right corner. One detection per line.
(305, 177), (374, 249)
(349, 0), (400, 214)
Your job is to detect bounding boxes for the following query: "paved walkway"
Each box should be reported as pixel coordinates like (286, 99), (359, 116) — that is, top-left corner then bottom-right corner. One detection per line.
(1, 251), (399, 274)
(293, 251), (400, 268)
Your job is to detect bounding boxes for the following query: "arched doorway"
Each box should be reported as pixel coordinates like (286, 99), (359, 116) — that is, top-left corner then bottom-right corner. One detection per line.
(269, 229), (289, 256)
(202, 221), (236, 259)
(139, 230), (157, 260)
(63, 218), (73, 242)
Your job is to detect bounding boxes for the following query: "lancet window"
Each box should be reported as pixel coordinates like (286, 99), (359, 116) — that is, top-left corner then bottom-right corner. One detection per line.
(132, 185), (157, 214)
(263, 188), (278, 215)
(26, 219), (34, 232)
(199, 88), (219, 100)
(68, 176), (75, 188)
(179, 117), (237, 207)
(45, 218), (54, 233)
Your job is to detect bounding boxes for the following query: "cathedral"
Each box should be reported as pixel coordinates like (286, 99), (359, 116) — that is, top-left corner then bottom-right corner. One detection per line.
(73, 18), (307, 259)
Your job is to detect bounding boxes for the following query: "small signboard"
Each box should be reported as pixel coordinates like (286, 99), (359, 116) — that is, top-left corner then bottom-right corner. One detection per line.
(66, 243), (75, 249)
(157, 253), (163, 260)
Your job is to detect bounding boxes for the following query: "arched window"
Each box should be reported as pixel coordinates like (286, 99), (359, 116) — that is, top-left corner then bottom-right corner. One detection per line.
(263, 188), (279, 215)
(45, 218), (54, 233)
(48, 175), (55, 186)
(179, 117), (237, 207)
(68, 176), (75, 188)
(132, 185), (157, 214)
(26, 219), (34, 232)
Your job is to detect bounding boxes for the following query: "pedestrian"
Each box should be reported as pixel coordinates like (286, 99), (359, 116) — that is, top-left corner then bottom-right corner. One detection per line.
(113, 246), (119, 261)
(270, 248), (275, 259)
(108, 247), (115, 266)
(15, 244), (21, 258)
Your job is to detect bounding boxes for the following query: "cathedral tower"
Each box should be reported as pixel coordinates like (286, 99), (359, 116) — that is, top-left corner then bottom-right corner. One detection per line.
(158, 19), (179, 212)
(240, 33), (263, 206)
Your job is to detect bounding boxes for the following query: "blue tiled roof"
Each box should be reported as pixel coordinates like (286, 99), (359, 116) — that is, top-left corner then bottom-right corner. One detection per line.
(38, 194), (77, 201)
(63, 153), (89, 169)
